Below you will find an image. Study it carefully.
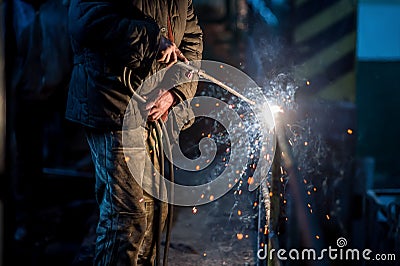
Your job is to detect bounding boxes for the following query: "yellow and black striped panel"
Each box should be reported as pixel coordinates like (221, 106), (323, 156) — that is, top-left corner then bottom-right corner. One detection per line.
(293, 0), (357, 102)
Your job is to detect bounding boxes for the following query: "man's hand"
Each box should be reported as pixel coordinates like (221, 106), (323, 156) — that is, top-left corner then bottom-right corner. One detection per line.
(158, 36), (188, 67)
(146, 90), (176, 122)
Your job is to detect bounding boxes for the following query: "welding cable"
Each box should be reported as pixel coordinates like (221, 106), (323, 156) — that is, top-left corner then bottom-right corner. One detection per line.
(154, 119), (164, 266)
(123, 67), (174, 266)
(155, 115), (175, 266)
(150, 118), (175, 266)
(122, 67), (146, 104)
(157, 120), (175, 266)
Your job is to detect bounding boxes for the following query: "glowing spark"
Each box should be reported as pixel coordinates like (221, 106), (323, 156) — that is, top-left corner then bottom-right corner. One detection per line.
(306, 80), (311, 86)
(192, 207), (198, 214)
(307, 191), (311, 195)
(200, 194), (205, 199)
(269, 192), (273, 197)
(139, 198), (144, 203)
(326, 214), (330, 220)
(237, 210), (242, 216)
(124, 156), (130, 162)
(195, 103), (200, 107)
(347, 129), (353, 135)
(203, 252), (207, 257)
(236, 233), (244, 240)
(228, 183), (232, 188)
(313, 187), (317, 192)
(195, 165), (200, 170)
(316, 235), (320, 240)
(304, 141), (308, 146)
(253, 202), (258, 207)
(248, 177), (254, 185)
(209, 195), (215, 201)
(215, 102), (220, 107)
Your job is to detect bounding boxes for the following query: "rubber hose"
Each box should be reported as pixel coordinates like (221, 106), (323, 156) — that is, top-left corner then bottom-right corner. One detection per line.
(154, 120), (174, 266)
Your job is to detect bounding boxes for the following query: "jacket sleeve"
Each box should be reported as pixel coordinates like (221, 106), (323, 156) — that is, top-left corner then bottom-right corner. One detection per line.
(172, 0), (203, 101)
(68, 0), (161, 69)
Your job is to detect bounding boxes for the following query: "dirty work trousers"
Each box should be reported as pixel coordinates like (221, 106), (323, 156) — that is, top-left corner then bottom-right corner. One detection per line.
(85, 123), (168, 266)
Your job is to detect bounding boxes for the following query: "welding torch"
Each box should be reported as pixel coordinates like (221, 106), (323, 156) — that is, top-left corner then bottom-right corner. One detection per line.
(123, 62), (256, 106)
(178, 63), (256, 106)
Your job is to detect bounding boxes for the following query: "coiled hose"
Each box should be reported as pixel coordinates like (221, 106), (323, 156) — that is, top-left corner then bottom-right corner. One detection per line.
(123, 67), (174, 266)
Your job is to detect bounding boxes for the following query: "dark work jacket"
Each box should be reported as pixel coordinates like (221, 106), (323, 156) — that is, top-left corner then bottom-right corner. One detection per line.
(65, 0), (203, 129)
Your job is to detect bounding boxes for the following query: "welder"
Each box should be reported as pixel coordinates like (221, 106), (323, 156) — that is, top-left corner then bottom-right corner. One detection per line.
(65, 0), (203, 265)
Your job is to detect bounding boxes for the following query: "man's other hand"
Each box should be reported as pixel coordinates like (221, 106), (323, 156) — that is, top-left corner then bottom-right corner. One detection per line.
(158, 36), (188, 67)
